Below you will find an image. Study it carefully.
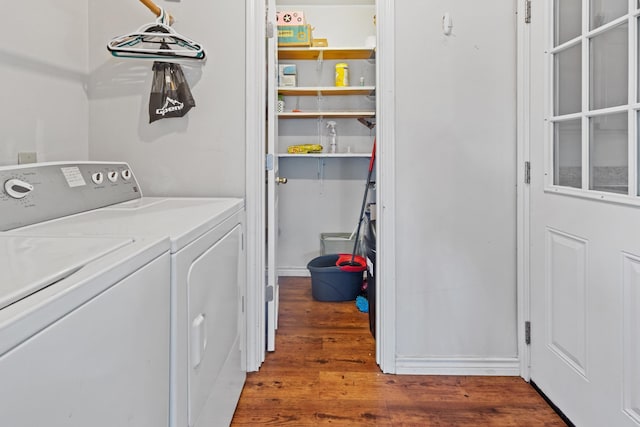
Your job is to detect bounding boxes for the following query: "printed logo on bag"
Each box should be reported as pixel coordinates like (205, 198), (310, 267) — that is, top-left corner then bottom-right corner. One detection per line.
(156, 97), (184, 116)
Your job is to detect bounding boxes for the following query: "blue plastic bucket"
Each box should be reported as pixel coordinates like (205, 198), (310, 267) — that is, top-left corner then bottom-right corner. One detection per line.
(307, 254), (364, 301)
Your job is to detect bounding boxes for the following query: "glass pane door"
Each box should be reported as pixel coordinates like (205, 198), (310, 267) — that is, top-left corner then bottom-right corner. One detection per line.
(549, 0), (638, 202)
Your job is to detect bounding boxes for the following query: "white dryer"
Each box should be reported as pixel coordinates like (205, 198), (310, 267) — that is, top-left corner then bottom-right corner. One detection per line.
(2, 162), (246, 427)
(0, 233), (171, 427)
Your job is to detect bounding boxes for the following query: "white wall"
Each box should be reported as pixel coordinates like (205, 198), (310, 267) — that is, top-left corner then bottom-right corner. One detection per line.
(87, 0), (246, 197)
(393, 0), (518, 367)
(4, 0), (520, 373)
(0, 2), (89, 166)
(0, 1), (246, 196)
(278, 158), (375, 271)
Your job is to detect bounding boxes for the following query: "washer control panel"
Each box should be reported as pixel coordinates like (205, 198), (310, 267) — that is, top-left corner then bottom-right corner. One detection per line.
(0, 162), (141, 231)
(4, 178), (34, 199)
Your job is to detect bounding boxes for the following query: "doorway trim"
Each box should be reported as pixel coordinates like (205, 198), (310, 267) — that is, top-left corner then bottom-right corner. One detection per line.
(376, 0), (397, 374)
(245, 0), (267, 372)
(517, 0), (531, 380)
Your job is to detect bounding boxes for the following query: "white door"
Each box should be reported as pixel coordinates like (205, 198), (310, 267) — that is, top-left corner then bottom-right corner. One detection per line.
(528, 1), (640, 426)
(265, 0), (281, 352)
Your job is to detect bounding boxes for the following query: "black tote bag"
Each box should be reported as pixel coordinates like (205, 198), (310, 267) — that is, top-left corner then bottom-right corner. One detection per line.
(149, 61), (196, 123)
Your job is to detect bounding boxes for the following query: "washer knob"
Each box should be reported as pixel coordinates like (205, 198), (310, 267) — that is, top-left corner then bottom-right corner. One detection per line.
(4, 178), (34, 199)
(121, 169), (132, 180)
(108, 171), (118, 183)
(92, 172), (104, 185)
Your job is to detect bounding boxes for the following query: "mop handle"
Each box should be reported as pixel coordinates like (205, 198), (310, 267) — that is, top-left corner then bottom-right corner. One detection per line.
(350, 139), (377, 263)
(368, 140), (376, 173)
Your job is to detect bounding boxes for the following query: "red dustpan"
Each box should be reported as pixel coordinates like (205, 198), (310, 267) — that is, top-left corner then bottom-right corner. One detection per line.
(336, 254), (367, 272)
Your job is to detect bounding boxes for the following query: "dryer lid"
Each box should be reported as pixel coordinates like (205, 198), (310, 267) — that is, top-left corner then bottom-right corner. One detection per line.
(0, 235), (133, 310)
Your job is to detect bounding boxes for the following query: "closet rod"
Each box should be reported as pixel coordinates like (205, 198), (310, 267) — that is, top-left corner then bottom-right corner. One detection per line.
(138, 0), (174, 24)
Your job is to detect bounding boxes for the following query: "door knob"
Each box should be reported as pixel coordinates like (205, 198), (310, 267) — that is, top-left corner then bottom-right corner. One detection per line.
(277, 177), (288, 184)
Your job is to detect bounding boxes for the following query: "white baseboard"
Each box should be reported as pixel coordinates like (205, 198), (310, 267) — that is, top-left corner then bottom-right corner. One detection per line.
(395, 357), (521, 376)
(277, 267), (310, 277)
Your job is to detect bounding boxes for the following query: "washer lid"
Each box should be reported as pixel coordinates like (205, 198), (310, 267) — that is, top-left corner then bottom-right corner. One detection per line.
(15, 197), (244, 253)
(0, 235), (133, 310)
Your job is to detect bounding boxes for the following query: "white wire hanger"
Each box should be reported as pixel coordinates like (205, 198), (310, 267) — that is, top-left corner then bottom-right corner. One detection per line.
(107, 7), (206, 60)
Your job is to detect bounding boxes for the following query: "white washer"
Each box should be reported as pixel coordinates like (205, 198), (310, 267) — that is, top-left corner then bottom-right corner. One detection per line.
(2, 162), (246, 427)
(0, 233), (171, 427)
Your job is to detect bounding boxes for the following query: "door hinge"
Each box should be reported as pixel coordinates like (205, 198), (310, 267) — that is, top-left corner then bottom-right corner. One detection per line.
(266, 153), (274, 171)
(525, 0), (531, 24)
(266, 21), (274, 39)
(524, 161), (531, 184)
(266, 7), (275, 38)
(525, 321), (531, 345)
(266, 285), (274, 302)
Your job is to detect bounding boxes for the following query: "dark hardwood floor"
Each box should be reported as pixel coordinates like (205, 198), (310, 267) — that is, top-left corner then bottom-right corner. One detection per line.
(231, 276), (567, 426)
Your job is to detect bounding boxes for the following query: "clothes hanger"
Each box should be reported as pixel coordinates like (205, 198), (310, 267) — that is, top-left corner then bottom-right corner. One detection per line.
(107, 7), (206, 60)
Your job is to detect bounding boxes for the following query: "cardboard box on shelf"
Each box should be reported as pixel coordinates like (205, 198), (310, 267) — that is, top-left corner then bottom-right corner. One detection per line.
(278, 64), (297, 87)
(312, 38), (328, 47)
(276, 11), (305, 26)
(278, 25), (312, 47)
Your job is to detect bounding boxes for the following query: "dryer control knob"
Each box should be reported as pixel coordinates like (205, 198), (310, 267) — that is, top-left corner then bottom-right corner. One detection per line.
(108, 171), (118, 183)
(121, 169), (132, 180)
(4, 178), (34, 199)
